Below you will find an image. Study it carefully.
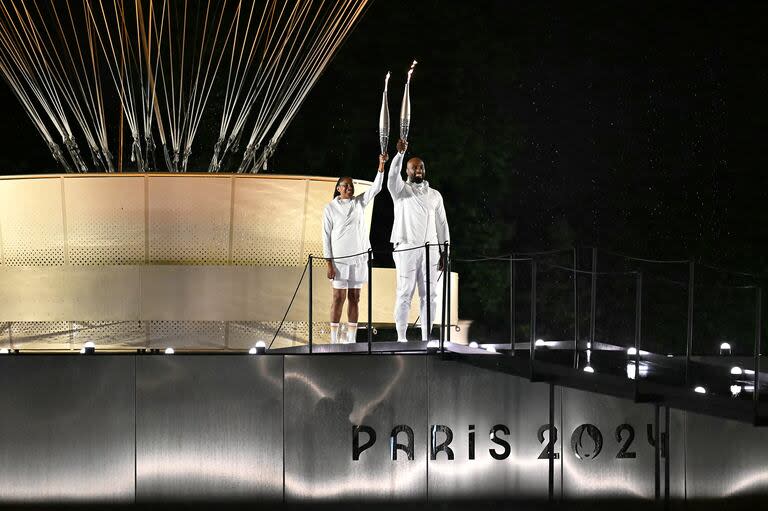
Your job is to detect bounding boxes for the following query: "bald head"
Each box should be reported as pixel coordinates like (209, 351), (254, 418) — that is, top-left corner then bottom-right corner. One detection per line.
(406, 157), (425, 183)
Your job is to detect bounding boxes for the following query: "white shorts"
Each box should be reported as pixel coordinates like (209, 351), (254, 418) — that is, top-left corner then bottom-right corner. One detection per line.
(331, 278), (365, 290)
(329, 260), (367, 289)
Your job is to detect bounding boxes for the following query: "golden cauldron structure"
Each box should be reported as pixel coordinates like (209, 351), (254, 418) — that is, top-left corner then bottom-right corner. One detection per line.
(0, 173), (458, 351)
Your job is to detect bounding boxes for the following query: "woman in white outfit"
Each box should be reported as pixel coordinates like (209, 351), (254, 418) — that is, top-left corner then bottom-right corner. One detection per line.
(322, 153), (387, 343)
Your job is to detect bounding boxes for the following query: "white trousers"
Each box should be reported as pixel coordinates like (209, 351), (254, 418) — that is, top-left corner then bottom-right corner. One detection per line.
(393, 244), (441, 341)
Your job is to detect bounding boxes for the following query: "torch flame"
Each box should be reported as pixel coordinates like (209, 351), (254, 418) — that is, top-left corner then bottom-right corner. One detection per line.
(407, 59), (417, 83)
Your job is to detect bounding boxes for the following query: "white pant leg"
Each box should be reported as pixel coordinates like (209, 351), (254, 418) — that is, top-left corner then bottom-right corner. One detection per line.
(394, 248), (419, 339)
(416, 246), (440, 341)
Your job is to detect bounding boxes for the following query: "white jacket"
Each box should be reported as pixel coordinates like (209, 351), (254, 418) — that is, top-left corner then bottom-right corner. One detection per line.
(322, 171), (384, 269)
(387, 151), (450, 246)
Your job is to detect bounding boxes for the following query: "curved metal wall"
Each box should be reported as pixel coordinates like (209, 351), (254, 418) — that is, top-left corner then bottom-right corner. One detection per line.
(0, 174), (460, 350)
(0, 173), (369, 267)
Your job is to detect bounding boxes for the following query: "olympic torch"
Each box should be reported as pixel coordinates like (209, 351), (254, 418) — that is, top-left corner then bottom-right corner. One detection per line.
(400, 60), (417, 141)
(379, 72), (390, 154)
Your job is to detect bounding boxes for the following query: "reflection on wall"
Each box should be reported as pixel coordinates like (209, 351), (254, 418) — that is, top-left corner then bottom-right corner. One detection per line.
(0, 354), (766, 503)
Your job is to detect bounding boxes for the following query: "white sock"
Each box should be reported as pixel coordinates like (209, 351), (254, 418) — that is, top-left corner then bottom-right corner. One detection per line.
(347, 323), (357, 344)
(330, 323), (339, 343)
(396, 323), (407, 342)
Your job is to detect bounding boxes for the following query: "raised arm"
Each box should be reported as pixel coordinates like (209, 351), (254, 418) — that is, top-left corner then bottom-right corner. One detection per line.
(387, 139), (407, 198)
(361, 153), (387, 206)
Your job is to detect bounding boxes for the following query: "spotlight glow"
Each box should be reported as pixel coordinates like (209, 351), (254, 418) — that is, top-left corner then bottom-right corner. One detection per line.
(84, 341), (95, 349)
(694, 386), (707, 394)
(731, 366), (743, 375)
(583, 365), (595, 373)
(720, 342), (731, 351)
(249, 347), (257, 354)
(731, 385), (743, 397)
(469, 341), (479, 349)
(79, 347), (86, 354)
(535, 339), (545, 347)
(627, 347), (649, 356)
(164, 347), (175, 355)
(255, 340), (266, 349)
(626, 362), (649, 380)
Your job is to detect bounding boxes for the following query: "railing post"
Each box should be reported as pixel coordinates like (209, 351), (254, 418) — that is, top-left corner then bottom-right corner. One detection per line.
(530, 259), (537, 364)
(308, 255), (313, 354)
(634, 272), (643, 399)
(367, 249), (373, 355)
(510, 253), (516, 353)
(440, 242), (448, 352)
(590, 248), (597, 348)
(446, 242), (452, 346)
(425, 242), (431, 343)
(573, 247), (579, 368)
(686, 261), (694, 386)
(754, 287), (762, 422)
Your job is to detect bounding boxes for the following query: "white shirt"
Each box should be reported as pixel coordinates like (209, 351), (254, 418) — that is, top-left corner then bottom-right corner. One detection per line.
(322, 171), (384, 266)
(387, 151), (450, 246)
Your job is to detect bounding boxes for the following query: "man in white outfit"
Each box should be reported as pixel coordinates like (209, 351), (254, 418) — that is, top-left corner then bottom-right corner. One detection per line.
(387, 138), (450, 342)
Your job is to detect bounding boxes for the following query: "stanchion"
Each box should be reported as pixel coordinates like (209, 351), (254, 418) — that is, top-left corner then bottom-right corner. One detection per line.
(510, 253), (516, 354)
(308, 255), (313, 354)
(754, 287), (762, 422)
(425, 242), (431, 343)
(634, 272), (643, 399)
(573, 247), (579, 368)
(590, 248), (597, 351)
(446, 242), (452, 346)
(440, 242), (447, 352)
(530, 259), (537, 368)
(686, 261), (694, 386)
(367, 249), (373, 355)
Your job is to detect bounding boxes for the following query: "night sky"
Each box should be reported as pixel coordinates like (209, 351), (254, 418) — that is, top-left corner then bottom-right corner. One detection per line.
(0, 1), (766, 332)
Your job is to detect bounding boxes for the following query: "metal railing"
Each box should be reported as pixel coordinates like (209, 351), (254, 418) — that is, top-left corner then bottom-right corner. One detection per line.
(269, 243), (765, 420)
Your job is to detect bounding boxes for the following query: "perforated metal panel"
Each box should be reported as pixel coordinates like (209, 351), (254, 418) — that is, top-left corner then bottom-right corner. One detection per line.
(278, 321), (330, 346)
(148, 176), (231, 264)
(0, 322), (9, 348)
(228, 320), (329, 349)
(148, 321), (226, 349)
(72, 320), (148, 350)
(0, 212), (5, 266)
(231, 178), (307, 266)
(65, 177), (145, 265)
(10, 321), (72, 350)
(0, 178), (65, 266)
(227, 320), (282, 349)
